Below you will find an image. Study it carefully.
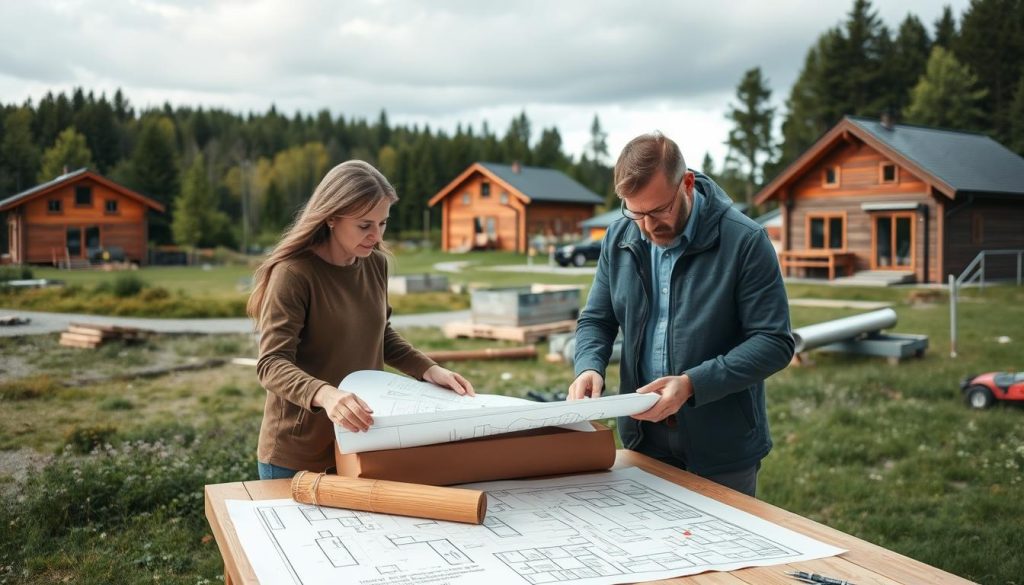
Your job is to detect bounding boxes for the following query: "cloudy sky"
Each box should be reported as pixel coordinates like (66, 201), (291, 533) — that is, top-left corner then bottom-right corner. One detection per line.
(0, 0), (969, 167)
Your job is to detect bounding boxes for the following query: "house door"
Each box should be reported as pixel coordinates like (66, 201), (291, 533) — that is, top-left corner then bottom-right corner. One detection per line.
(872, 213), (915, 270)
(66, 225), (100, 258)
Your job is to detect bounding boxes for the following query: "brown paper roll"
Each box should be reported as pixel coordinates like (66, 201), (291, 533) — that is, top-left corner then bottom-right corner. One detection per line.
(290, 472), (487, 524)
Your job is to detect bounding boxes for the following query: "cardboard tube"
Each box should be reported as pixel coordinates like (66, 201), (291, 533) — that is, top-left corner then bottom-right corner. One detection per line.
(290, 472), (487, 524)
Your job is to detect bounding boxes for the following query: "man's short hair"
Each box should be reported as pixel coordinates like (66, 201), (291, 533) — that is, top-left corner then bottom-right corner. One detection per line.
(613, 131), (687, 198)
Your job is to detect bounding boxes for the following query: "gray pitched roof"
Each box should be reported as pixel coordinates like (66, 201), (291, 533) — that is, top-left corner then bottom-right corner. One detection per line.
(480, 162), (603, 205)
(0, 168), (89, 209)
(848, 116), (1024, 196)
(580, 209), (622, 229)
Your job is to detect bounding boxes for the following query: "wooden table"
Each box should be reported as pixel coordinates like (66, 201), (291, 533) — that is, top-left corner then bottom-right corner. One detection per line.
(205, 450), (974, 585)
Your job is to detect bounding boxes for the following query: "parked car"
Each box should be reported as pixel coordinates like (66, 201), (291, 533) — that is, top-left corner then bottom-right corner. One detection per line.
(960, 371), (1024, 409)
(555, 238), (602, 267)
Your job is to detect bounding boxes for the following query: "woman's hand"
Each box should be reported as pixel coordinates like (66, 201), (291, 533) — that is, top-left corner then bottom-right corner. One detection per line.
(313, 385), (374, 432)
(422, 365), (476, 396)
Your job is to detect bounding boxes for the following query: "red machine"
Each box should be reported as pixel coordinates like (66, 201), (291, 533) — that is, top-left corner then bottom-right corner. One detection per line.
(961, 372), (1024, 409)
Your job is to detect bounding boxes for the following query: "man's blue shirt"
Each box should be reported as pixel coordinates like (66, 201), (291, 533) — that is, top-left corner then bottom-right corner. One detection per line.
(639, 189), (701, 383)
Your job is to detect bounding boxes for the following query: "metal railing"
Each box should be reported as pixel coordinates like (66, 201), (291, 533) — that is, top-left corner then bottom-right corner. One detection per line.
(949, 249), (1024, 357)
(955, 249), (1024, 289)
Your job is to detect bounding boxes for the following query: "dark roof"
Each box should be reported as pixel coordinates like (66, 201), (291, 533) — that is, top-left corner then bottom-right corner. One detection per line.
(754, 207), (781, 225)
(580, 209), (622, 229)
(848, 116), (1024, 196)
(480, 162), (603, 205)
(0, 168), (90, 209)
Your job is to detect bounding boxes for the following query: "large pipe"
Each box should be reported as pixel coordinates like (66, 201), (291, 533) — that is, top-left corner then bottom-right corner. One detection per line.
(792, 308), (897, 353)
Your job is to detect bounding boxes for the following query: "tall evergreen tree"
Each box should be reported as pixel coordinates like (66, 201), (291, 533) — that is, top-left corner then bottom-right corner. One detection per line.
(534, 127), (569, 169)
(127, 115), (180, 243)
(1007, 76), (1024, 155)
(904, 46), (988, 130)
(933, 5), (958, 49)
(172, 155), (230, 248)
(725, 67), (776, 208)
(954, 0), (1024, 142)
(38, 127), (94, 182)
(586, 114), (609, 165)
(887, 15), (932, 118)
(0, 107), (40, 193)
(502, 111), (532, 164)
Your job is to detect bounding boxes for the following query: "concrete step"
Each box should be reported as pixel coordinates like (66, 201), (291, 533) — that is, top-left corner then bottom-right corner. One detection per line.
(833, 270), (916, 286)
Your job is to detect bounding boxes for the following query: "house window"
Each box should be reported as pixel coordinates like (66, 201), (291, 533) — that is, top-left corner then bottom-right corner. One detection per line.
(823, 166), (840, 187)
(500, 192), (509, 205)
(461, 193), (470, 206)
(880, 163), (897, 184)
(481, 182), (491, 197)
(806, 213), (845, 249)
(48, 199), (62, 213)
(75, 185), (92, 206)
(971, 212), (984, 245)
(105, 199), (118, 214)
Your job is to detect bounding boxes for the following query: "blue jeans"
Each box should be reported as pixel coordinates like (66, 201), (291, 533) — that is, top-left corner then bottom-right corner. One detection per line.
(258, 461), (299, 480)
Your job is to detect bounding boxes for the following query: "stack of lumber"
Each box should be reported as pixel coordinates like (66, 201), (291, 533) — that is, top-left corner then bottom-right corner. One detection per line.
(59, 322), (149, 349)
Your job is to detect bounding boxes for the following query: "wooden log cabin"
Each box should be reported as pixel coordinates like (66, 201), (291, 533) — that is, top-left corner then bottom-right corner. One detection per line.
(428, 162), (603, 253)
(754, 116), (1024, 284)
(0, 168), (165, 266)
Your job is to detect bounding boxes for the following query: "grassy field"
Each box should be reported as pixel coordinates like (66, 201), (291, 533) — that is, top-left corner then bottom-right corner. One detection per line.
(0, 269), (1022, 583)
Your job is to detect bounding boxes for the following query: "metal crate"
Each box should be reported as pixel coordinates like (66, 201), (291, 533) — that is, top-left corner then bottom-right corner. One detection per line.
(470, 285), (581, 326)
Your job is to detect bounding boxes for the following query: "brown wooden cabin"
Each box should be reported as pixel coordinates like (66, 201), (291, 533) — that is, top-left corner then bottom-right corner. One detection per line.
(755, 116), (1024, 284)
(428, 162), (604, 253)
(0, 168), (165, 266)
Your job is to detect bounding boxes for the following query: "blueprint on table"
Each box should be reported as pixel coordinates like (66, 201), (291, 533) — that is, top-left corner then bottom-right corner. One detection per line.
(334, 370), (657, 453)
(226, 467), (844, 585)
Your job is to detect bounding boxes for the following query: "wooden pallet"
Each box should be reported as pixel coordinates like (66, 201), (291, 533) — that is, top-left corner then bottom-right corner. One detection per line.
(441, 320), (576, 343)
(59, 322), (150, 349)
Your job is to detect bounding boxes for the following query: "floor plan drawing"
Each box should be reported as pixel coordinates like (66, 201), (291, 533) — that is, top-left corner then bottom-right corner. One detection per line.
(227, 467), (844, 585)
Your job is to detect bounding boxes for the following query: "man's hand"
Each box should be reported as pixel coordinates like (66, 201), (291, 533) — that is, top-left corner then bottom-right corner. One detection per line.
(423, 365), (476, 396)
(567, 370), (604, 400)
(631, 375), (693, 422)
(314, 385), (374, 432)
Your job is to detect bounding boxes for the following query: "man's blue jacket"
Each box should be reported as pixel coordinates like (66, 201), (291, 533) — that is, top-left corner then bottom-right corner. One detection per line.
(574, 172), (794, 475)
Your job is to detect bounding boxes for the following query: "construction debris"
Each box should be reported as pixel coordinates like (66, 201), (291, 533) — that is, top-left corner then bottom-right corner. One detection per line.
(0, 314), (31, 326)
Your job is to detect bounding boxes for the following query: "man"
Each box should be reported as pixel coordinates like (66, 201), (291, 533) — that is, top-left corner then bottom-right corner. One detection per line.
(568, 131), (793, 497)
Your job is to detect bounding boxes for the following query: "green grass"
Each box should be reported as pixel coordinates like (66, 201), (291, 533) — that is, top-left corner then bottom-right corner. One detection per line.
(1, 262), (1022, 583)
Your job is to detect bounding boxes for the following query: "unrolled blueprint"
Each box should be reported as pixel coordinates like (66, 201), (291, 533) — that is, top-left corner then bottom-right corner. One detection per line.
(226, 467), (845, 585)
(335, 370), (657, 453)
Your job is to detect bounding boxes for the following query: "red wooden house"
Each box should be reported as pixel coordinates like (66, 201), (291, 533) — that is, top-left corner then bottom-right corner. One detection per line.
(0, 169), (165, 265)
(755, 116), (1024, 284)
(428, 162), (603, 253)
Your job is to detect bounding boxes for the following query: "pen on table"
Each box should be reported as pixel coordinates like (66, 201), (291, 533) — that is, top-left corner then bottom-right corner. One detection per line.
(786, 570), (856, 585)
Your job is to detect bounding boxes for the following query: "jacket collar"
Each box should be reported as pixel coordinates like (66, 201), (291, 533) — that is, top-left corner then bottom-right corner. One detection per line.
(618, 171), (732, 256)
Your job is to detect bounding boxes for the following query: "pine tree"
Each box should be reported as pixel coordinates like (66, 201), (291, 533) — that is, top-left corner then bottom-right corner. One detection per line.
(725, 67), (776, 209)
(955, 0), (1024, 142)
(887, 15), (932, 118)
(0, 107), (40, 193)
(38, 127), (94, 182)
(1008, 76), (1024, 155)
(127, 115), (180, 243)
(534, 127), (569, 169)
(502, 111), (532, 164)
(586, 115), (609, 165)
(933, 5), (957, 48)
(904, 46), (988, 130)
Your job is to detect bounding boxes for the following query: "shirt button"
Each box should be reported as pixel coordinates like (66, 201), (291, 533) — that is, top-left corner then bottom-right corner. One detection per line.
(662, 288), (668, 294)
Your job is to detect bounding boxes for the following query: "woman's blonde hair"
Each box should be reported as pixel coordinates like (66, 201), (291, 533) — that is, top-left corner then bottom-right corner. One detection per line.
(247, 160), (398, 325)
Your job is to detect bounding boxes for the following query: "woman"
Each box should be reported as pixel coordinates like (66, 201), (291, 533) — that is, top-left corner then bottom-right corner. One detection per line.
(247, 160), (474, 480)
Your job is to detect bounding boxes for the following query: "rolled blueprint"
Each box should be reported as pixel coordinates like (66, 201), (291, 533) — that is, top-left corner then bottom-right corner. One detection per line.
(290, 472), (487, 524)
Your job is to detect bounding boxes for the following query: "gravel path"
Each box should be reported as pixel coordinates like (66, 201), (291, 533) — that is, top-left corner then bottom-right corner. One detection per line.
(0, 309), (472, 337)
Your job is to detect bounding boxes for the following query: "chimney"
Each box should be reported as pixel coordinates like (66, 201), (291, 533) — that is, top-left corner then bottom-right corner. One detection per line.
(880, 111), (894, 130)
(511, 160), (521, 174)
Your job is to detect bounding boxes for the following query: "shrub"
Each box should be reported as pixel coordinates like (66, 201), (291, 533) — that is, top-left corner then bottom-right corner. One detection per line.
(0, 376), (60, 401)
(139, 286), (171, 302)
(111, 274), (146, 298)
(63, 424), (118, 454)
(216, 385), (243, 397)
(0, 266), (33, 281)
(99, 397), (134, 411)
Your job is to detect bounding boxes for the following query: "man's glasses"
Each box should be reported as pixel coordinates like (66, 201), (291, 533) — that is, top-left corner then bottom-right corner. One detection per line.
(620, 176), (685, 221)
